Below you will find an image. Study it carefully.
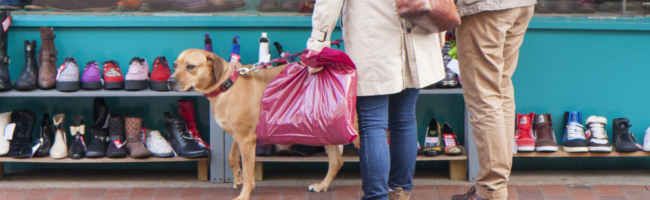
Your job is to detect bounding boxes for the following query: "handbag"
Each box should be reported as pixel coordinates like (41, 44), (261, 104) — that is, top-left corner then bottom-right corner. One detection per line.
(396, 0), (461, 33)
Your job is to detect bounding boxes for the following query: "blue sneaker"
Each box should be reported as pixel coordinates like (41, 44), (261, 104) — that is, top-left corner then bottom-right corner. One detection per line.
(562, 111), (589, 153)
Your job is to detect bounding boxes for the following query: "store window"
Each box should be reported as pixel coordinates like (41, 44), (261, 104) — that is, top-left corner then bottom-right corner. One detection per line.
(536, 0), (649, 15)
(7, 0), (315, 14)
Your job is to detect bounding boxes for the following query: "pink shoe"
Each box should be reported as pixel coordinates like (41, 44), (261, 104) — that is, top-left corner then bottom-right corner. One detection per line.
(125, 57), (149, 91)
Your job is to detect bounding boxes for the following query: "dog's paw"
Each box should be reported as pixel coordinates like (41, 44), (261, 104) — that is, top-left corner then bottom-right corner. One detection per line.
(307, 183), (328, 193)
(232, 196), (248, 200)
(232, 183), (242, 190)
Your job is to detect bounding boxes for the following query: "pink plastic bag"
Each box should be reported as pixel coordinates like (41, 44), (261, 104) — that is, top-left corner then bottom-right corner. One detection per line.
(256, 47), (358, 146)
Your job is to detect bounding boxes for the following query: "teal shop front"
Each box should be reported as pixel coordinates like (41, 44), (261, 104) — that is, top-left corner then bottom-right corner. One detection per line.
(3, 12), (650, 183)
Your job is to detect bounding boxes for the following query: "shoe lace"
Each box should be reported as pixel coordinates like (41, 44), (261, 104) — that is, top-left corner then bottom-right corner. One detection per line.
(171, 121), (195, 141)
(566, 122), (585, 139)
(588, 123), (607, 139)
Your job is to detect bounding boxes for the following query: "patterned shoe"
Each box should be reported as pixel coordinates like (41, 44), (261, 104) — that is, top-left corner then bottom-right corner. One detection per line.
(103, 60), (124, 90)
(124, 57), (149, 91)
(81, 61), (102, 90)
(55, 57), (80, 92)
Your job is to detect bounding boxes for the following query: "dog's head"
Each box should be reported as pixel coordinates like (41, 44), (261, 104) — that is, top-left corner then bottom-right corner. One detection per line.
(173, 49), (228, 92)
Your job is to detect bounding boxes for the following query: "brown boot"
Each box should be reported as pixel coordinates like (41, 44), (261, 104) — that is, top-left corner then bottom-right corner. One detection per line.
(388, 187), (410, 200)
(125, 117), (152, 158)
(451, 186), (486, 200)
(38, 27), (57, 89)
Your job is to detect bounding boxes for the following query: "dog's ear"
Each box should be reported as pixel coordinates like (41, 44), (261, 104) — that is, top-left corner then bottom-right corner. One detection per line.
(206, 52), (226, 82)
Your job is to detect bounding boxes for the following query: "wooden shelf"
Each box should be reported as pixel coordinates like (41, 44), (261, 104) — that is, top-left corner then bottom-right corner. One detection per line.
(256, 155), (467, 162)
(515, 151), (650, 158)
(0, 157), (208, 163)
(0, 89), (202, 98)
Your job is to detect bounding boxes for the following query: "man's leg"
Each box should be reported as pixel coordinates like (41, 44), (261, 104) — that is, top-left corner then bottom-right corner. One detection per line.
(500, 6), (535, 182)
(457, 8), (521, 200)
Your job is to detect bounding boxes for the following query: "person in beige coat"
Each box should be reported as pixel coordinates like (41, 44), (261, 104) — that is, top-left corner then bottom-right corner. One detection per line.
(306, 1), (445, 200)
(452, 0), (536, 200)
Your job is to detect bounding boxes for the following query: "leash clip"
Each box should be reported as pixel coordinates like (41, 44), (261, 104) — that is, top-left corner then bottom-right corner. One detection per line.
(237, 67), (251, 75)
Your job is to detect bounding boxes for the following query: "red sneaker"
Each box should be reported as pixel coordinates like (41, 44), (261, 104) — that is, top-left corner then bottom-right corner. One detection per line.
(103, 60), (124, 90)
(150, 56), (171, 91)
(516, 112), (536, 152)
(178, 100), (210, 149)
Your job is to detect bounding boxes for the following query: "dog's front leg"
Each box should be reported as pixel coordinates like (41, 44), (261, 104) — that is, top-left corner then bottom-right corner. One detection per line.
(229, 139), (242, 189)
(308, 145), (344, 192)
(233, 134), (256, 200)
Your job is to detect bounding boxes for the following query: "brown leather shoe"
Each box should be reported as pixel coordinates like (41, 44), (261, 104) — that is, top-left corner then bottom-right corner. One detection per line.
(38, 27), (57, 89)
(451, 186), (486, 200)
(534, 114), (559, 152)
(125, 117), (152, 158)
(388, 187), (410, 200)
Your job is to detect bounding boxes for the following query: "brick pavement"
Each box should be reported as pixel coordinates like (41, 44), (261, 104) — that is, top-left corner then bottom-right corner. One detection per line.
(0, 185), (648, 200)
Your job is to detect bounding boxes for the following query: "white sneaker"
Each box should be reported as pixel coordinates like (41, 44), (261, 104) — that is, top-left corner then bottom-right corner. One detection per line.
(0, 112), (11, 156)
(644, 127), (650, 152)
(145, 130), (175, 158)
(49, 114), (68, 159)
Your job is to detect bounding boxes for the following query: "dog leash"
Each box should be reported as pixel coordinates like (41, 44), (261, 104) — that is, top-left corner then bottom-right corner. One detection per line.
(236, 39), (343, 76)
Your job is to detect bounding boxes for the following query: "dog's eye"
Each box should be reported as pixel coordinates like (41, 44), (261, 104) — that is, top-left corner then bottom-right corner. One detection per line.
(186, 64), (196, 71)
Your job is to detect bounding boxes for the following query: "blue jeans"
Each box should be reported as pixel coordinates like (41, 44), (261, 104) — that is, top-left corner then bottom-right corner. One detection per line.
(357, 88), (419, 200)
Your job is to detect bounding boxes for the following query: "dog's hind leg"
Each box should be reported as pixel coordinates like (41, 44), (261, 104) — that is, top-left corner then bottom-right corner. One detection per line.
(229, 139), (242, 189)
(233, 133), (256, 200)
(308, 145), (344, 192)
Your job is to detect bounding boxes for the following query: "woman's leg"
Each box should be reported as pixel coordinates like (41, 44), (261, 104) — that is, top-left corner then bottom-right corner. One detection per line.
(358, 94), (390, 200)
(387, 88), (420, 191)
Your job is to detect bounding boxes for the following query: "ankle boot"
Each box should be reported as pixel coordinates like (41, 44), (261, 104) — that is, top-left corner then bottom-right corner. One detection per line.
(68, 116), (86, 159)
(15, 40), (38, 91)
(49, 113), (67, 159)
(8, 110), (35, 158)
(164, 112), (208, 158)
(0, 112), (11, 156)
(388, 187), (410, 200)
(125, 117), (152, 158)
(613, 118), (641, 152)
(178, 100), (209, 149)
(93, 98), (110, 128)
(86, 98), (110, 158)
(0, 12), (12, 91)
(106, 115), (128, 158)
(38, 27), (57, 89)
(34, 113), (54, 157)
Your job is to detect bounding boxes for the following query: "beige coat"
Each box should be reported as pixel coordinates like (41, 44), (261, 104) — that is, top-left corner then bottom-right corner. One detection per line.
(307, 0), (445, 96)
(456, 0), (537, 16)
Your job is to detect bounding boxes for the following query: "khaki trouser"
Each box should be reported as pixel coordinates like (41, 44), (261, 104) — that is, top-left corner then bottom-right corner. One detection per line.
(457, 6), (534, 200)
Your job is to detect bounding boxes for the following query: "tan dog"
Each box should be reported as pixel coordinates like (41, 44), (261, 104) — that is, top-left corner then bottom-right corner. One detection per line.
(173, 49), (345, 200)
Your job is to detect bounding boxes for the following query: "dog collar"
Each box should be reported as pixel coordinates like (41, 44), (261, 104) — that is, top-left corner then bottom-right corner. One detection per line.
(204, 65), (239, 98)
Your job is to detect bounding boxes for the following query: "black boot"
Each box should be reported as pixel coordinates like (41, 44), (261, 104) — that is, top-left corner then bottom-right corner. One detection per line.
(106, 115), (127, 158)
(613, 118), (640, 152)
(68, 116), (86, 159)
(14, 40), (38, 91)
(34, 113), (54, 157)
(0, 11), (11, 91)
(164, 112), (208, 158)
(86, 98), (110, 158)
(93, 98), (110, 128)
(8, 110), (35, 158)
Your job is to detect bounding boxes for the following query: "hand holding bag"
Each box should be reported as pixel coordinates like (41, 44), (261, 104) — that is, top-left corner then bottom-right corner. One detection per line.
(396, 0), (461, 33)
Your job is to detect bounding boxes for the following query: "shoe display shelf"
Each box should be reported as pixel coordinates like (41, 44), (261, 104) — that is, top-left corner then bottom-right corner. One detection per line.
(235, 88), (481, 182)
(0, 89), (219, 182)
(515, 151), (650, 157)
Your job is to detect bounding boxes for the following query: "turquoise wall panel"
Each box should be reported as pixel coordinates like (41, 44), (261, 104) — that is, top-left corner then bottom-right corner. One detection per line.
(4, 14), (650, 171)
